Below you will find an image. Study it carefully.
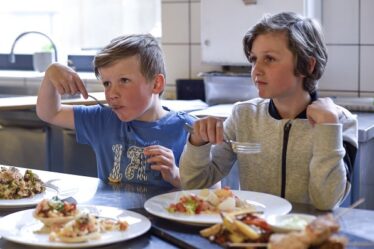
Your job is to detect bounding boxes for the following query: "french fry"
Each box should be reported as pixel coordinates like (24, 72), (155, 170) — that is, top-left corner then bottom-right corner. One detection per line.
(233, 219), (260, 240)
(221, 212), (237, 233)
(229, 208), (263, 217)
(228, 232), (246, 243)
(200, 223), (222, 237)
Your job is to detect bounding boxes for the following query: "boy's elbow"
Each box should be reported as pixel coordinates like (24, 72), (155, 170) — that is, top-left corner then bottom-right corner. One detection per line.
(35, 106), (49, 123)
(36, 105), (56, 124)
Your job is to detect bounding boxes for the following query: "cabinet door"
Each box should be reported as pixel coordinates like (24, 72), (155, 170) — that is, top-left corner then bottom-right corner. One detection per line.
(62, 129), (97, 177)
(201, 0), (305, 65)
(0, 126), (47, 170)
(322, 0), (359, 44)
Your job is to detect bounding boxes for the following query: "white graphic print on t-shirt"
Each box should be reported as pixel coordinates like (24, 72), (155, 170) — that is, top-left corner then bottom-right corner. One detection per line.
(108, 144), (123, 183)
(125, 146), (147, 182)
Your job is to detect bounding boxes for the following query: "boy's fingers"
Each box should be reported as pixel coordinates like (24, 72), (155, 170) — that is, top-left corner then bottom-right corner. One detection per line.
(215, 120), (224, 144)
(147, 154), (170, 165)
(73, 74), (88, 98)
(150, 164), (169, 172)
(54, 84), (66, 95)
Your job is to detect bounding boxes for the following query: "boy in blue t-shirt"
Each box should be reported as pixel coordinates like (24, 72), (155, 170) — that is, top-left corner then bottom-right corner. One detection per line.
(36, 34), (194, 188)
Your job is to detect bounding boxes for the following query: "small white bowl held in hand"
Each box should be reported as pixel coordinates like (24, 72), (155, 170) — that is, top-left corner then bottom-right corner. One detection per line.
(266, 213), (316, 233)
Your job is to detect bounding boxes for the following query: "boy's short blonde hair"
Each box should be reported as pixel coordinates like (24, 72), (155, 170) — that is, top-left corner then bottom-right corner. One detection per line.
(93, 34), (166, 83)
(243, 12), (328, 93)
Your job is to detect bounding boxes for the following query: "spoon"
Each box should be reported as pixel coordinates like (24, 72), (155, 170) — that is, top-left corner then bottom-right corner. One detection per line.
(87, 94), (108, 108)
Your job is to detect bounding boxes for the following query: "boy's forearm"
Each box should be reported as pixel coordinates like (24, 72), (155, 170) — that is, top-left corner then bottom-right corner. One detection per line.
(36, 77), (61, 123)
(309, 124), (347, 210)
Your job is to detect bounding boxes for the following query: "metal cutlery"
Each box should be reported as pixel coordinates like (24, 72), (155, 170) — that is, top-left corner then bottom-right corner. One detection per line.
(184, 123), (261, 154)
(45, 179), (79, 199)
(87, 94), (108, 108)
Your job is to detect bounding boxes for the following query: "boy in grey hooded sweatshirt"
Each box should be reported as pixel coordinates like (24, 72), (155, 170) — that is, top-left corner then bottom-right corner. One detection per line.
(180, 12), (358, 210)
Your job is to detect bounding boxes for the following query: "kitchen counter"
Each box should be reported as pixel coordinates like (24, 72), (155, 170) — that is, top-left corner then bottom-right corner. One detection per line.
(0, 167), (373, 249)
(0, 92), (105, 111)
(355, 112), (374, 143)
(0, 70), (96, 80)
(0, 70), (101, 96)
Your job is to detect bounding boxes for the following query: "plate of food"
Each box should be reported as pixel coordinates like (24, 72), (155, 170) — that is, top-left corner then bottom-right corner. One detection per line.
(32, 196), (79, 231)
(0, 205), (151, 248)
(200, 211), (350, 248)
(0, 166), (58, 208)
(144, 189), (292, 225)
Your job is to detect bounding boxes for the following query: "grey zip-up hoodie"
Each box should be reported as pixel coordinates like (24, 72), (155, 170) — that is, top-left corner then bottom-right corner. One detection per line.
(180, 98), (358, 210)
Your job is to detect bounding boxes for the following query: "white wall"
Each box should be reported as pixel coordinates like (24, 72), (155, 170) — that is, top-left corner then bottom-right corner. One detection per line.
(161, 0), (219, 99)
(161, 0), (374, 99)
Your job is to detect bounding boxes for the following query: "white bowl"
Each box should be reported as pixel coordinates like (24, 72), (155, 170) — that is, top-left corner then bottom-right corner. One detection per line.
(266, 213), (316, 233)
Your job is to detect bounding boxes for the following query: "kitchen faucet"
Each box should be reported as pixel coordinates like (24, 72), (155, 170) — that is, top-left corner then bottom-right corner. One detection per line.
(9, 31), (58, 64)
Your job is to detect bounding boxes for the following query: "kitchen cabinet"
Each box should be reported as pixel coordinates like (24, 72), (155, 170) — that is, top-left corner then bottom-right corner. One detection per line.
(200, 0), (305, 65)
(0, 94), (104, 175)
(352, 113), (374, 210)
(0, 110), (48, 170)
(0, 126), (47, 170)
(62, 129), (97, 177)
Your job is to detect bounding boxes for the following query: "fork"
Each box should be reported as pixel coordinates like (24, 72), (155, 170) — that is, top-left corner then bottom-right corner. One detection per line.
(87, 94), (108, 108)
(184, 123), (261, 154)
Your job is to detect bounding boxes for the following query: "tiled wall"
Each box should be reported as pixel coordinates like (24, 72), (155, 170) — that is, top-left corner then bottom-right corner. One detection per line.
(161, 0), (219, 99)
(319, 0), (374, 98)
(161, 0), (374, 99)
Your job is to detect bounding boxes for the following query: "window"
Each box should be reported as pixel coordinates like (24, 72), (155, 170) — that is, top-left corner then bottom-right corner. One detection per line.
(0, 0), (161, 61)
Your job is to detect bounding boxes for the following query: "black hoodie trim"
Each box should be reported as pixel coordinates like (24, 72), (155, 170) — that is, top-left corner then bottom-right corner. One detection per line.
(268, 91), (318, 120)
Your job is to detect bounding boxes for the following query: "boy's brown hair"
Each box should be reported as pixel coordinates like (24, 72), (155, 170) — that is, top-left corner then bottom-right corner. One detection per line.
(93, 34), (166, 83)
(243, 12), (328, 94)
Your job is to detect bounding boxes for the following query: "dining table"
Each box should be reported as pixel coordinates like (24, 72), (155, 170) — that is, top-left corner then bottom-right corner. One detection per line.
(0, 167), (373, 249)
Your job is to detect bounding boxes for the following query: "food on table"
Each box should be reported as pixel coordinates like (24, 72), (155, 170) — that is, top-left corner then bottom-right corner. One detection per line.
(200, 212), (348, 249)
(33, 196), (129, 243)
(267, 213), (316, 233)
(167, 188), (257, 215)
(33, 196), (79, 228)
(0, 166), (45, 199)
(98, 216), (129, 232)
(268, 214), (346, 249)
(49, 213), (101, 243)
(200, 210), (272, 244)
(49, 212), (129, 243)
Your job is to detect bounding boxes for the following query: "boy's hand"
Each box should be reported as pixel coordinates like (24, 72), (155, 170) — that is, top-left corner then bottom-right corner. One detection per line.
(143, 145), (180, 188)
(306, 98), (339, 126)
(45, 63), (88, 98)
(189, 116), (225, 146)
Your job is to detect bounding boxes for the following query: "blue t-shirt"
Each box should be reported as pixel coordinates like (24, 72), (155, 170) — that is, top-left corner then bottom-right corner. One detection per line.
(73, 105), (195, 188)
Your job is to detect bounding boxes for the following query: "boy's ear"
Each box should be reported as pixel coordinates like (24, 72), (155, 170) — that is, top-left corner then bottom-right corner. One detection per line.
(308, 57), (317, 74)
(152, 74), (165, 94)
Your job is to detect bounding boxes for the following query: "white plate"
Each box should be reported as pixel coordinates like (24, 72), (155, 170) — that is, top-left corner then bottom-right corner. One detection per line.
(144, 190), (292, 225)
(0, 187), (58, 208)
(266, 213), (316, 233)
(0, 205), (151, 248)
